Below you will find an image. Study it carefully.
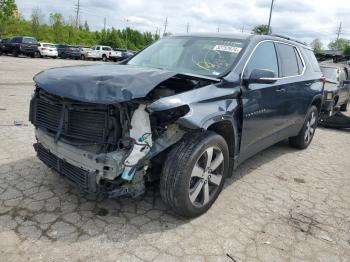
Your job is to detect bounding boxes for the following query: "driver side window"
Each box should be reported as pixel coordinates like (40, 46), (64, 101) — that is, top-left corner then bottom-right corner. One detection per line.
(245, 42), (279, 78)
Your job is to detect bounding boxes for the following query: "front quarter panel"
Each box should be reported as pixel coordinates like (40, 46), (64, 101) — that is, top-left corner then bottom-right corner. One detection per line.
(148, 83), (241, 129)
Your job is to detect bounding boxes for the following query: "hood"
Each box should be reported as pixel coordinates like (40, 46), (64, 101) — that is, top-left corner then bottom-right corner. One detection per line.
(33, 64), (177, 104)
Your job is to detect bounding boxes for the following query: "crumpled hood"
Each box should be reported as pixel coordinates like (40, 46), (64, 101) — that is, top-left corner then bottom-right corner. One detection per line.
(33, 64), (177, 104)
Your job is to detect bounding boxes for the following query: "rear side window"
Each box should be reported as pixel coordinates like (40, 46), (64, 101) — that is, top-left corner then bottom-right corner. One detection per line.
(276, 43), (301, 77)
(245, 41), (279, 78)
(303, 49), (321, 72)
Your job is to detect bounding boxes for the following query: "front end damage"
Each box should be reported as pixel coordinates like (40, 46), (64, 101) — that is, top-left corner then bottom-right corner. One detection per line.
(29, 66), (230, 198)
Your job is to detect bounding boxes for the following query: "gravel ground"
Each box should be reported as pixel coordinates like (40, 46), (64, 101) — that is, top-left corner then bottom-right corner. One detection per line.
(0, 56), (350, 262)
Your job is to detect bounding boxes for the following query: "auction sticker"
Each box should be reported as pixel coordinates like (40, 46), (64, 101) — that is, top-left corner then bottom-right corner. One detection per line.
(213, 45), (242, 53)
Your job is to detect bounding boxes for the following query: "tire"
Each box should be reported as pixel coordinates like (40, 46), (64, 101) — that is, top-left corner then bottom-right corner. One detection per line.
(339, 101), (349, 112)
(102, 55), (107, 62)
(32, 51), (40, 58)
(289, 105), (318, 149)
(160, 131), (229, 218)
(53, 56), (57, 59)
(81, 55), (85, 60)
(12, 49), (19, 57)
(61, 53), (66, 59)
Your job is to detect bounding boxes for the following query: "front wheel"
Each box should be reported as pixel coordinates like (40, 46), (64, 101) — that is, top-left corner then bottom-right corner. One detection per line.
(289, 105), (318, 149)
(102, 55), (107, 62)
(160, 132), (229, 218)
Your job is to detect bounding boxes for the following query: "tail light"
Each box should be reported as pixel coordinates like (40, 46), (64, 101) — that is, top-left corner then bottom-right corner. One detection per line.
(42, 48), (47, 51)
(109, 52), (111, 55)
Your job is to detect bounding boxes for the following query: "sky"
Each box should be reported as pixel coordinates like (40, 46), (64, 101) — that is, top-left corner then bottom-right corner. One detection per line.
(16, 0), (350, 48)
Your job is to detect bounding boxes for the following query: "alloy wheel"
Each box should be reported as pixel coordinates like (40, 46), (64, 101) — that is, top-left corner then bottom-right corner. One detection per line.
(189, 146), (224, 207)
(304, 111), (316, 144)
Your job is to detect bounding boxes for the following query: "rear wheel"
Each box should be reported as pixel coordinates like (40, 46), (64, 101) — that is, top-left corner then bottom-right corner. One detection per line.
(160, 132), (229, 218)
(81, 54), (85, 60)
(12, 49), (19, 57)
(289, 105), (318, 149)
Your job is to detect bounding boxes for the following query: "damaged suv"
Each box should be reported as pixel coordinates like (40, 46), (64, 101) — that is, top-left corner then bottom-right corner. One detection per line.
(30, 34), (323, 217)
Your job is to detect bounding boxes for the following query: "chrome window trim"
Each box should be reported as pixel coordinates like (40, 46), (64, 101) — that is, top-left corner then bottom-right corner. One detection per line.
(241, 39), (307, 81)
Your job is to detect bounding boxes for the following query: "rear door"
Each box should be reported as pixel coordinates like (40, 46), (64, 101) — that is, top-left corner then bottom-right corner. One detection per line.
(240, 41), (287, 159)
(274, 42), (307, 131)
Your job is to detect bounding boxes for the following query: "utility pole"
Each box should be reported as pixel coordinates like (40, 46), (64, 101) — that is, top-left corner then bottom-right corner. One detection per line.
(241, 25), (245, 33)
(336, 21), (342, 41)
(186, 22), (190, 33)
(217, 26), (220, 33)
(103, 17), (106, 31)
(163, 17), (168, 36)
(75, 0), (80, 29)
(267, 0), (274, 34)
(125, 19), (129, 49)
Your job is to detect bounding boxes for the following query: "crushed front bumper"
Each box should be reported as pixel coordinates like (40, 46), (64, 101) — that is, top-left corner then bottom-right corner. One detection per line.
(35, 128), (128, 194)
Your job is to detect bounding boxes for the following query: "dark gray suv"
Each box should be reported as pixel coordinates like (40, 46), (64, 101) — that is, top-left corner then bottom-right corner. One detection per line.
(30, 33), (324, 217)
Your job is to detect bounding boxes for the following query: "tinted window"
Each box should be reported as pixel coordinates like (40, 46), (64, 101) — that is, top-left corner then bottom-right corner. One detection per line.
(304, 49), (321, 72)
(23, 37), (37, 44)
(276, 43), (299, 77)
(294, 48), (304, 74)
(96, 46), (100, 50)
(245, 41), (279, 78)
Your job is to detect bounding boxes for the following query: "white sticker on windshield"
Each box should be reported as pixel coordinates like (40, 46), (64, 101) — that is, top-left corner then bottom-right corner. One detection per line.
(213, 45), (242, 53)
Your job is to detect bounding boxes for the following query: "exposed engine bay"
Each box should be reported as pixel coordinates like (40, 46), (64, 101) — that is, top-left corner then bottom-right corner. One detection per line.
(30, 72), (221, 197)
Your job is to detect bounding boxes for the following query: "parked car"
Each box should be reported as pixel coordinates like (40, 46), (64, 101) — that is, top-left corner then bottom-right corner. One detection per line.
(0, 38), (12, 55)
(30, 33), (324, 217)
(320, 63), (350, 115)
(79, 47), (91, 60)
(112, 48), (135, 61)
(38, 43), (58, 58)
(84, 45), (117, 61)
(56, 44), (80, 59)
(3, 36), (40, 57)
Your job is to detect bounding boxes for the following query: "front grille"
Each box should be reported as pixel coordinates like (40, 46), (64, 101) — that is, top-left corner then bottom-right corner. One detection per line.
(32, 94), (108, 143)
(36, 143), (91, 191)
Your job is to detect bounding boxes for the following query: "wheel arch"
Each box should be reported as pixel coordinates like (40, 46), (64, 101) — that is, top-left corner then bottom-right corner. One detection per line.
(311, 95), (323, 114)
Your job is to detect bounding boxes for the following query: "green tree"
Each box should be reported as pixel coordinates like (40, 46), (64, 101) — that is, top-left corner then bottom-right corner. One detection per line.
(252, 24), (270, 35)
(50, 12), (64, 43)
(83, 20), (89, 31)
(310, 38), (323, 54)
(31, 8), (44, 40)
(344, 45), (350, 56)
(328, 38), (350, 51)
(0, 0), (17, 37)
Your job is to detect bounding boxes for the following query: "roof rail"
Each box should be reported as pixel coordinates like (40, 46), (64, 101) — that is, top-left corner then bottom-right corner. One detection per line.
(270, 34), (307, 46)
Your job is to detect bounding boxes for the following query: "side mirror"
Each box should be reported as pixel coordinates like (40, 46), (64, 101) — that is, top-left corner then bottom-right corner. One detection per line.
(248, 69), (277, 84)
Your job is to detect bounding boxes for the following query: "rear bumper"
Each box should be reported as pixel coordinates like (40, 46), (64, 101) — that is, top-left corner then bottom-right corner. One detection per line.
(41, 51), (58, 57)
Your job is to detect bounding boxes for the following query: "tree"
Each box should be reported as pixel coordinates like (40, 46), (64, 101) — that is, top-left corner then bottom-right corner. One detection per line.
(328, 38), (350, 51)
(0, 0), (17, 37)
(310, 38), (323, 54)
(84, 20), (89, 31)
(252, 24), (270, 35)
(344, 45), (350, 56)
(50, 13), (64, 43)
(31, 8), (44, 40)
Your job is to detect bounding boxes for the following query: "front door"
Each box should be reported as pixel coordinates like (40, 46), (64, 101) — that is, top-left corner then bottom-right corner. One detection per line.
(239, 41), (286, 160)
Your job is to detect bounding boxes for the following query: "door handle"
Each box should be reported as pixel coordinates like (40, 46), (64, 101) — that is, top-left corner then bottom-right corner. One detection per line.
(276, 88), (286, 92)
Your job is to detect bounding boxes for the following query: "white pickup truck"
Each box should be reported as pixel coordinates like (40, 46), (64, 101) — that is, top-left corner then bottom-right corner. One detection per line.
(82, 45), (122, 61)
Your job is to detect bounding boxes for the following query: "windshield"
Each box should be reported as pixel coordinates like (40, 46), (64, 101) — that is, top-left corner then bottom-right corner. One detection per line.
(128, 36), (246, 77)
(321, 67), (338, 82)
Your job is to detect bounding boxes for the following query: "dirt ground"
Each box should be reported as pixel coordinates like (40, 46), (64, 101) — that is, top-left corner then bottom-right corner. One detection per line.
(0, 56), (350, 262)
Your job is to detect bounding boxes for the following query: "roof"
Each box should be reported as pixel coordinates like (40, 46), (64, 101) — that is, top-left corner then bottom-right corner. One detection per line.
(170, 33), (309, 48)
